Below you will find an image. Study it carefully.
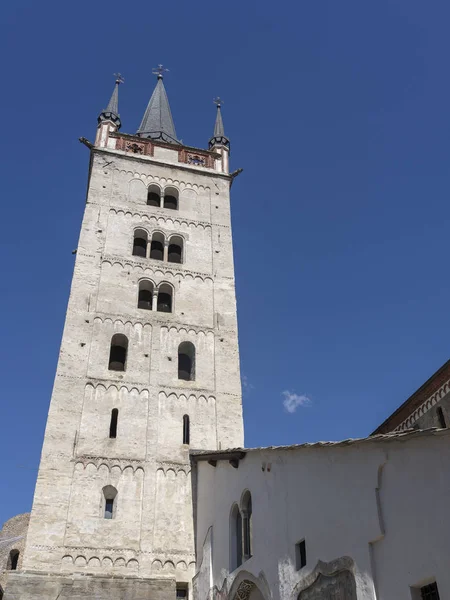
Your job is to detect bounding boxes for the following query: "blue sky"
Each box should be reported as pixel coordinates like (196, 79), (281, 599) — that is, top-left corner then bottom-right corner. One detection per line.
(1, 0), (450, 524)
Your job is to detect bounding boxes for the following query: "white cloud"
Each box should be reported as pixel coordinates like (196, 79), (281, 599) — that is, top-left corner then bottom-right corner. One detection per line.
(242, 375), (254, 394)
(282, 390), (312, 413)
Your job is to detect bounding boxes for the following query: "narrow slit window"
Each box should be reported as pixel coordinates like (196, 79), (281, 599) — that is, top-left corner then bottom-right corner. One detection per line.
(109, 409), (118, 439)
(103, 486), (117, 519)
(183, 414), (190, 445)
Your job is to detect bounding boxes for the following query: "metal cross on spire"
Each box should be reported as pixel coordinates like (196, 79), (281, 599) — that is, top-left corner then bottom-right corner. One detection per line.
(213, 97), (224, 107)
(153, 64), (169, 79)
(114, 73), (124, 85)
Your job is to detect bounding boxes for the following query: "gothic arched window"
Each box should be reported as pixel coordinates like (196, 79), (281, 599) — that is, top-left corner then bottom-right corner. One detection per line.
(437, 407), (447, 428)
(150, 232), (165, 261)
(241, 491), (253, 560)
(164, 187), (178, 210)
(168, 235), (183, 264)
(109, 409), (118, 439)
(138, 280), (154, 310)
(183, 414), (190, 445)
(230, 504), (242, 571)
(132, 229), (148, 258)
(108, 334), (128, 371)
(103, 485), (117, 519)
(157, 284), (173, 313)
(178, 342), (195, 381)
(147, 185), (161, 207)
(8, 550), (19, 571)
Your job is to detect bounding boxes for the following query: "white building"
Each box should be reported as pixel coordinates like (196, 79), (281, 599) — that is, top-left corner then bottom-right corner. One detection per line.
(192, 429), (450, 600)
(2, 71), (449, 600)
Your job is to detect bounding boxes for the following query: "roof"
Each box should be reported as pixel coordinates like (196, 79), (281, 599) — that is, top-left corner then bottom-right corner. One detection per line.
(372, 359), (450, 434)
(190, 427), (449, 462)
(136, 76), (178, 144)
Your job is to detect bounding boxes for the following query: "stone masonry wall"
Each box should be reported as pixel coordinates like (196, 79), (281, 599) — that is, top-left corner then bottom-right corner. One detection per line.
(18, 144), (244, 592)
(0, 513), (29, 594)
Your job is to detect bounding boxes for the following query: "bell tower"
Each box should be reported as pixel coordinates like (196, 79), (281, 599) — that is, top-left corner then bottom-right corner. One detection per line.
(5, 69), (243, 600)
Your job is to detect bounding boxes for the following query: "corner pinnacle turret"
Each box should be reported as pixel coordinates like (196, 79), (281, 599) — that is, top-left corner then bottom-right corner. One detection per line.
(136, 65), (179, 144)
(209, 97), (230, 150)
(98, 74), (123, 130)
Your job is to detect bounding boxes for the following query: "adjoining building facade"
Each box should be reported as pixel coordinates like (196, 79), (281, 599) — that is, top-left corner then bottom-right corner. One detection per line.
(2, 71), (449, 600)
(191, 429), (450, 600)
(372, 359), (450, 434)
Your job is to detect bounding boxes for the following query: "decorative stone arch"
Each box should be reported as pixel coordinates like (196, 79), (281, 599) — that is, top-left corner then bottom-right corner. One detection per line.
(227, 570), (271, 600)
(292, 557), (357, 600)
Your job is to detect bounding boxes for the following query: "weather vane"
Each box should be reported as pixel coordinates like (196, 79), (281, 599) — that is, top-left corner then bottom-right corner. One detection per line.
(213, 97), (224, 107)
(114, 73), (124, 85)
(153, 64), (169, 79)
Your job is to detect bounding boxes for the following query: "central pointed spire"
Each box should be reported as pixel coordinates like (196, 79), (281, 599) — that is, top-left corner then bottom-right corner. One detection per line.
(136, 65), (179, 144)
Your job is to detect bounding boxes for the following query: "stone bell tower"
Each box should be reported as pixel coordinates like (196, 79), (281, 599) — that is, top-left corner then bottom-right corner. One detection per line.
(5, 68), (244, 600)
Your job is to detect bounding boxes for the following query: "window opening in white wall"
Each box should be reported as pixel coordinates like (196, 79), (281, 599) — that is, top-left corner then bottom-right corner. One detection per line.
(176, 584), (188, 599)
(295, 540), (306, 570)
(420, 582), (440, 600)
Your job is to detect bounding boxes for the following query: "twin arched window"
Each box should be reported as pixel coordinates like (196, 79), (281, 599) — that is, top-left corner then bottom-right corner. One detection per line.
(133, 230), (183, 264)
(230, 491), (253, 571)
(147, 185), (178, 210)
(138, 281), (173, 313)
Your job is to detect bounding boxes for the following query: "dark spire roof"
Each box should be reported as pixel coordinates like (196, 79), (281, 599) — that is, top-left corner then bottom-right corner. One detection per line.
(136, 66), (179, 144)
(98, 74), (123, 129)
(209, 98), (230, 150)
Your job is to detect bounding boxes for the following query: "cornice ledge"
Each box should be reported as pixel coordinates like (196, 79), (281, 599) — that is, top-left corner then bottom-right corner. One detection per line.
(93, 147), (231, 180)
(395, 377), (450, 431)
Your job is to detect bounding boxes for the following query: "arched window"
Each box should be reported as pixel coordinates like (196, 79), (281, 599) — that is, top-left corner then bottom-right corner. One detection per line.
(178, 342), (195, 381)
(168, 236), (183, 264)
(147, 184), (161, 207)
(437, 406), (447, 428)
(164, 187), (178, 210)
(108, 334), (128, 371)
(150, 232), (165, 261)
(183, 414), (190, 445)
(109, 409), (118, 438)
(230, 504), (242, 571)
(103, 485), (117, 519)
(242, 491), (253, 560)
(138, 280), (154, 310)
(8, 550), (19, 571)
(132, 229), (148, 258)
(157, 284), (173, 313)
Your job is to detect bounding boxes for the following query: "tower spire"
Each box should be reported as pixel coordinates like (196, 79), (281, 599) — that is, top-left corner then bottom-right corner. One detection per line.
(209, 97), (230, 150)
(98, 74), (123, 130)
(136, 65), (179, 144)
